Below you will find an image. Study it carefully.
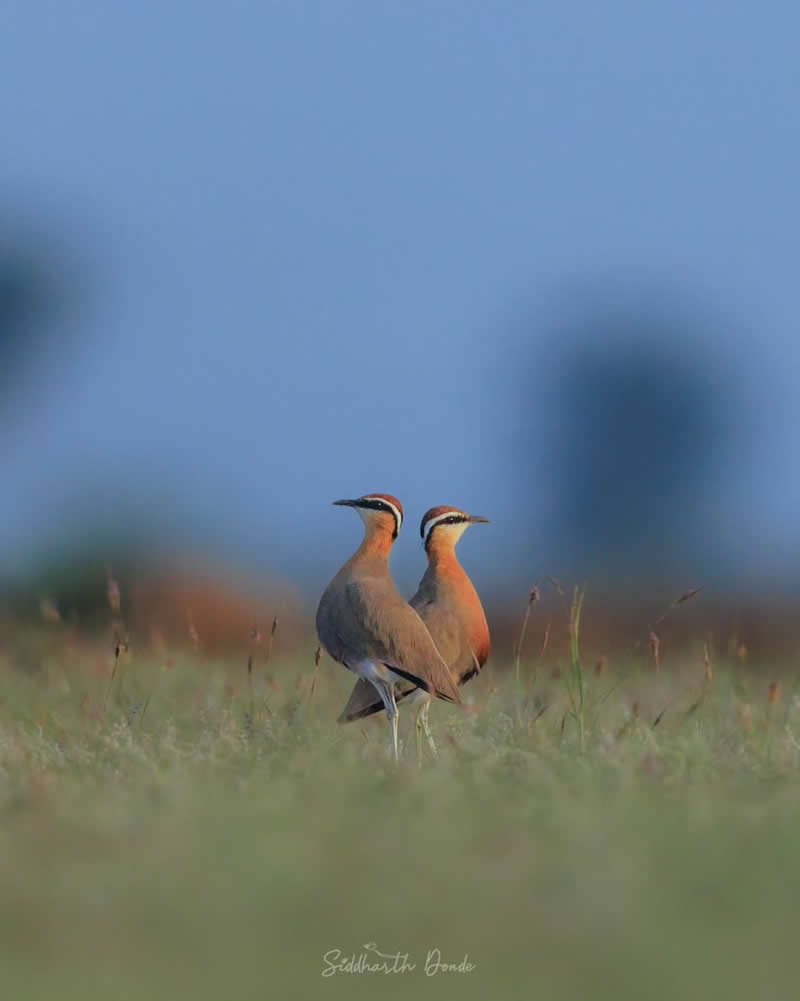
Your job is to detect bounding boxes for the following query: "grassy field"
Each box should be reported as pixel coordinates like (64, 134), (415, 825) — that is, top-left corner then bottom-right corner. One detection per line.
(1, 606), (799, 1000)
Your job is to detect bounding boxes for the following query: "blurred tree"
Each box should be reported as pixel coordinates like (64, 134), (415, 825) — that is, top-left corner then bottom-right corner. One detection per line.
(525, 293), (735, 583)
(0, 238), (67, 404)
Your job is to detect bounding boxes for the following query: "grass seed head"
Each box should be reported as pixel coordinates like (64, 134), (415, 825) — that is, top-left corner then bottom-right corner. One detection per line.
(106, 572), (121, 614)
(39, 598), (60, 623)
(649, 631), (661, 673)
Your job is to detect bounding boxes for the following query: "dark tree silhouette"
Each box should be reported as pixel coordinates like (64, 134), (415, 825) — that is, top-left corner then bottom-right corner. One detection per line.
(0, 225), (77, 409)
(522, 293), (735, 582)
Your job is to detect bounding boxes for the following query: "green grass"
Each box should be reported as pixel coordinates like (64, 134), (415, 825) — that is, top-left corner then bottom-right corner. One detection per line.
(0, 629), (799, 1000)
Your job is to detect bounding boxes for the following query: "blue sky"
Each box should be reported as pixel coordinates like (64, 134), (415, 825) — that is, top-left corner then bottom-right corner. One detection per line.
(1, 2), (798, 598)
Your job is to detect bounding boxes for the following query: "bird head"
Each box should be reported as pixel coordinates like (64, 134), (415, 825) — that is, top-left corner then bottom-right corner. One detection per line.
(333, 493), (404, 540)
(420, 505), (489, 552)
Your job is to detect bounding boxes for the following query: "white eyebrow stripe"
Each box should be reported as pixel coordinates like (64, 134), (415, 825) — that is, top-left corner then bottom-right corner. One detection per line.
(363, 496), (403, 532)
(423, 511), (465, 542)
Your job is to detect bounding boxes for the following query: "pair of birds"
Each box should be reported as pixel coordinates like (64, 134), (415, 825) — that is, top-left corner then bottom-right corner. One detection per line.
(316, 493), (490, 761)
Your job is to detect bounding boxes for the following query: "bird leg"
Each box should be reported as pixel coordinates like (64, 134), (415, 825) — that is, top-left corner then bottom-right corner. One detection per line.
(389, 704), (399, 762)
(417, 698), (437, 759)
(372, 678), (400, 763)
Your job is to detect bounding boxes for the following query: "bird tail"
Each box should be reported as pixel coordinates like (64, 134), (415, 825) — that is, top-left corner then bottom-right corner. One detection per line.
(337, 678), (386, 723)
(337, 677), (420, 723)
(385, 663), (461, 704)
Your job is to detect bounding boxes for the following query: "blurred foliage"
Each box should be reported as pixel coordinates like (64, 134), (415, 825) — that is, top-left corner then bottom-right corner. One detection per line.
(524, 294), (735, 580)
(1, 548), (138, 628)
(0, 238), (67, 398)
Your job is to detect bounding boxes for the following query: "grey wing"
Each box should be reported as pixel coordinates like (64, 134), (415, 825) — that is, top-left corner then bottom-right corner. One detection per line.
(339, 595), (481, 724)
(412, 608), (483, 684)
(344, 578), (461, 703)
(411, 602), (465, 671)
(316, 584), (361, 668)
(412, 593), (485, 685)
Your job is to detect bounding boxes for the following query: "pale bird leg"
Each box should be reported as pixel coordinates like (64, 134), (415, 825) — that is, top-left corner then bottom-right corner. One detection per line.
(418, 698), (437, 759)
(390, 707), (400, 763)
(371, 677), (400, 763)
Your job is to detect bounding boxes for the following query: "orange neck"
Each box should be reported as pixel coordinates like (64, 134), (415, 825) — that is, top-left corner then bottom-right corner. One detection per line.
(425, 540), (463, 574)
(352, 524), (396, 561)
(422, 540), (490, 668)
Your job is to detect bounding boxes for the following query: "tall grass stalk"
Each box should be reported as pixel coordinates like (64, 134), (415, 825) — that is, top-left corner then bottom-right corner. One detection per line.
(247, 652), (255, 721)
(566, 586), (586, 751)
(513, 587), (539, 726)
(307, 646), (322, 721)
(103, 569), (129, 714)
(261, 616), (280, 703)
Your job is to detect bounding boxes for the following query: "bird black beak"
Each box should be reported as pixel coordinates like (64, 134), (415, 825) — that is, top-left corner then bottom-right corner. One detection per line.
(467, 515), (489, 524)
(333, 498), (360, 508)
